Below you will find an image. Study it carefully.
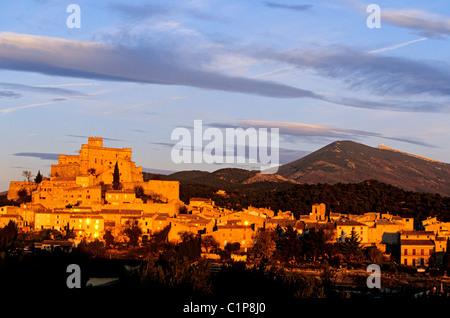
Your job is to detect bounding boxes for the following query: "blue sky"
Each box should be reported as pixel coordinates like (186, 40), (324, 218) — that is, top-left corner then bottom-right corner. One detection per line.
(1, 0), (450, 190)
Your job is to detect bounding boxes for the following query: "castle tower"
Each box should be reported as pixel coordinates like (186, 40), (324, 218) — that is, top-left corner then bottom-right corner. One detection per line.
(88, 137), (103, 148)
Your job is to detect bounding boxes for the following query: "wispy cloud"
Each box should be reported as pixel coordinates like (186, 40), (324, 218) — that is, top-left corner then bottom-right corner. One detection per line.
(0, 82), (87, 96)
(13, 152), (59, 161)
(104, 93), (195, 115)
(0, 90), (21, 98)
(248, 45), (450, 106)
(0, 101), (56, 114)
(220, 120), (437, 148)
(382, 8), (450, 37)
(66, 134), (126, 142)
(349, 1), (450, 37)
(0, 32), (321, 100)
(263, 2), (313, 12)
(2, 32), (449, 114)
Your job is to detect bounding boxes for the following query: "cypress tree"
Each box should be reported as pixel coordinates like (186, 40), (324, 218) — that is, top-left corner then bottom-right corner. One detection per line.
(113, 162), (121, 190)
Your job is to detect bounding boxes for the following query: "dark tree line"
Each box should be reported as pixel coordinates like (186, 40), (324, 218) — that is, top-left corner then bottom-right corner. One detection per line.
(180, 180), (450, 222)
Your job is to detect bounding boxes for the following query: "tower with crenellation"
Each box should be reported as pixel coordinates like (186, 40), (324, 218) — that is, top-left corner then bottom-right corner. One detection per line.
(51, 136), (143, 184)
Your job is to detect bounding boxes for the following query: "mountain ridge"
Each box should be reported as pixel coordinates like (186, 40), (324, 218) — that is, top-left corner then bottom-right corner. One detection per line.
(146, 140), (450, 197)
(277, 140), (450, 197)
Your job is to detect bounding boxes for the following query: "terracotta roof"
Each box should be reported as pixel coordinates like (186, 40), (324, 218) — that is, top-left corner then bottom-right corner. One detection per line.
(336, 220), (366, 226)
(401, 239), (435, 246)
(106, 190), (135, 194)
(217, 224), (252, 230)
(402, 231), (434, 236)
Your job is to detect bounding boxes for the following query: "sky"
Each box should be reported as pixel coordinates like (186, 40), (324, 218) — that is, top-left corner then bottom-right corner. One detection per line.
(1, 0), (450, 190)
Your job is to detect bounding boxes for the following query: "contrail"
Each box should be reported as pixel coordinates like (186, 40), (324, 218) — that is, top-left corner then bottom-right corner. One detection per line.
(369, 37), (427, 54)
(0, 101), (56, 114)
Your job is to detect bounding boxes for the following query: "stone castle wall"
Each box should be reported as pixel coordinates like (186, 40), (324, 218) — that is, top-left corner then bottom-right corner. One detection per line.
(50, 137), (142, 184)
(122, 180), (180, 203)
(7, 181), (38, 200)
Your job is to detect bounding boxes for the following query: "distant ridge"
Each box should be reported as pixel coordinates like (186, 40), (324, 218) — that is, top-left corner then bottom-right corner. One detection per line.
(159, 140), (450, 197)
(377, 142), (441, 163)
(277, 140), (450, 197)
(161, 168), (299, 190)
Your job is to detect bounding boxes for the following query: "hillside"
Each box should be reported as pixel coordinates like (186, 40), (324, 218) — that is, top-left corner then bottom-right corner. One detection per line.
(277, 140), (450, 197)
(178, 180), (450, 221)
(156, 168), (298, 190)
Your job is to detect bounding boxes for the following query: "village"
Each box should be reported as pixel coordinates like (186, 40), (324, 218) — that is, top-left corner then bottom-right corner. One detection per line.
(1, 137), (449, 271)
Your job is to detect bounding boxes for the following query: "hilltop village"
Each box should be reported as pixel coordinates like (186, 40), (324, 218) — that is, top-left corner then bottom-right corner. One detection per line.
(1, 137), (450, 268)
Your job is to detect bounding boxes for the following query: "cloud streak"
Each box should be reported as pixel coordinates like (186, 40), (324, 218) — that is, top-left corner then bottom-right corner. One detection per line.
(249, 45), (450, 108)
(1, 101), (56, 114)
(221, 120), (437, 148)
(0, 32), (321, 100)
(13, 152), (59, 161)
(263, 2), (313, 12)
(1, 32), (449, 113)
(369, 37), (428, 54)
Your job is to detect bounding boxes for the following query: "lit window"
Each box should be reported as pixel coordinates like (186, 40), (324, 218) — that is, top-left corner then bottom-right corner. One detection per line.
(86, 219), (90, 224)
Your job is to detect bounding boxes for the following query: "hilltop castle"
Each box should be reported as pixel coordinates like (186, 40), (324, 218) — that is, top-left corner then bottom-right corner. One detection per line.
(8, 137), (179, 208)
(51, 137), (142, 184)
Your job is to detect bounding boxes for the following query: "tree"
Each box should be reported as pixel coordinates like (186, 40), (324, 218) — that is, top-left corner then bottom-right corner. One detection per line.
(276, 225), (302, 263)
(365, 246), (383, 264)
(0, 221), (18, 251)
(17, 188), (31, 203)
(225, 242), (241, 253)
(179, 231), (195, 243)
(201, 235), (219, 253)
(77, 238), (105, 258)
(112, 162), (121, 190)
(134, 185), (145, 198)
(63, 222), (75, 240)
(22, 170), (33, 182)
(340, 229), (363, 262)
(103, 230), (115, 248)
(123, 223), (142, 246)
(301, 228), (329, 262)
(252, 229), (276, 261)
(34, 170), (43, 184)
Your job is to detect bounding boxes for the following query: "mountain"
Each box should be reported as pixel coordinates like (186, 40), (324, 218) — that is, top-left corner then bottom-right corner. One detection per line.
(161, 168), (298, 190)
(277, 140), (450, 197)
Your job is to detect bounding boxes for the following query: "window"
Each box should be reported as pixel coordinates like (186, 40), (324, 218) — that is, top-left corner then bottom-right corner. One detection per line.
(421, 249), (424, 256)
(412, 249), (416, 256)
(404, 248), (407, 255)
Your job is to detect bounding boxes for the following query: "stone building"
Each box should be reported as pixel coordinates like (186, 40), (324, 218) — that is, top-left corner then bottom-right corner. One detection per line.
(51, 137), (143, 184)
